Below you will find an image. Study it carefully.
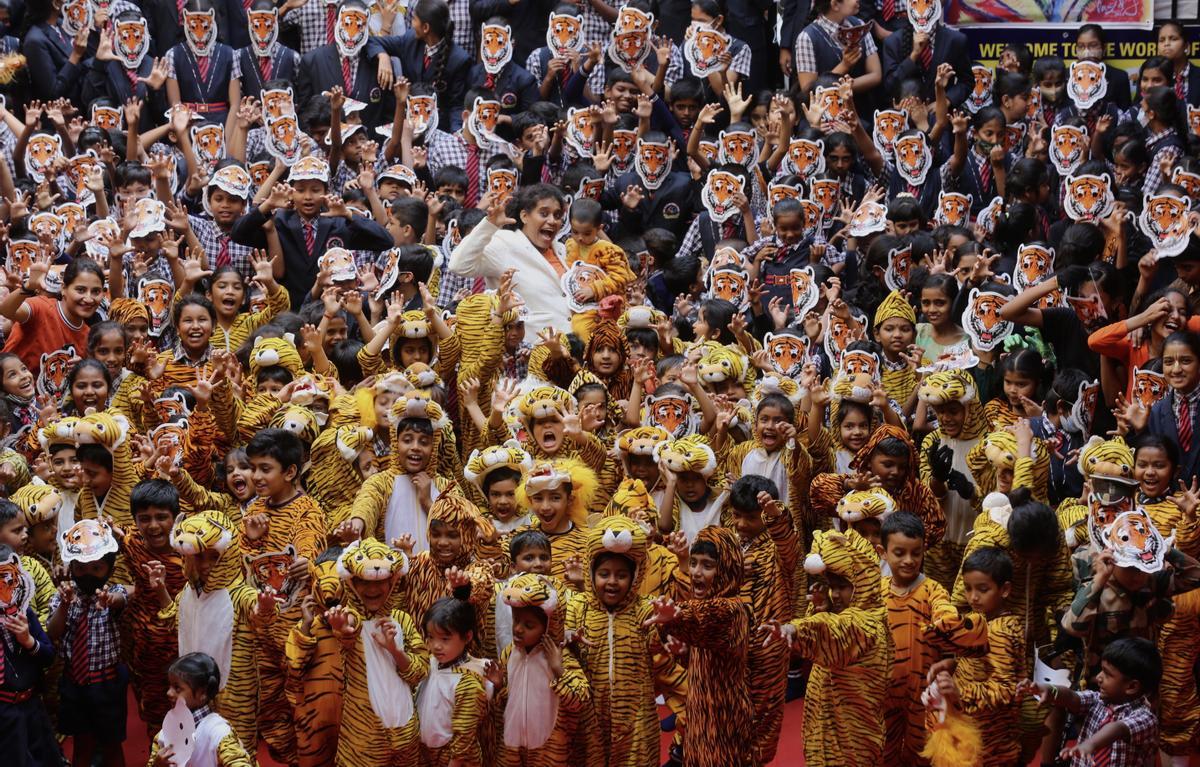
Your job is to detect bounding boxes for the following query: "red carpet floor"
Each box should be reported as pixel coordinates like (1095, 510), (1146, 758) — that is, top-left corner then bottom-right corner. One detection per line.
(69, 690), (1200, 767)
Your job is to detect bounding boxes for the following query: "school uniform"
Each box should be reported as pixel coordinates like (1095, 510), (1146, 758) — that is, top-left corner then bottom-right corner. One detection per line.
(82, 58), (164, 131)
(722, 0), (772, 92)
(467, 62), (538, 119)
(888, 158), (942, 220)
(794, 15), (878, 121)
(21, 21), (82, 102)
(218, 0), (251, 50)
(937, 148), (1007, 217)
(366, 31), (471, 132)
(1178, 62), (1200, 107)
(755, 237), (817, 311)
(235, 44), (301, 101)
(1148, 389), (1200, 483)
(168, 42), (236, 125)
(230, 206), (394, 310)
(1103, 61), (1132, 111)
(296, 43), (391, 130)
(881, 25), (972, 106)
(0, 608), (60, 767)
(141, 0), (185, 57)
(525, 47), (576, 108)
(467, 0), (547, 66)
(608, 168), (697, 241)
(778, 0), (813, 66)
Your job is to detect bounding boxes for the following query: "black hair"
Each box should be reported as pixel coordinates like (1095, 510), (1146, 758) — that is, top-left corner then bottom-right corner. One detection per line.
(570, 197), (604, 227)
(329, 339), (366, 386)
(0, 498), (19, 526)
(114, 161), (153, 190)
(773, 198), (803, 221)
(1002, 43), (1033, 74)
(604, 66), (636, 89)
(660, 254), (701, 297)
(697, 298), (738, 344)
(690, 539), (719, 559)
(511, 110), (547, 138)
(395, 417), (436, 438)
(1031, 56), (1067, 87)
(871, 436), (911, 461)
(173, 294), (218, 326)
(433, 165), (469, 191)
(1163, 330), (1200, 360)
(625, 327), (658, 353)
(510, 529), (551, 559)
(669, 77), (704, 104)
(999, 348), (1050, 396)
(835, 399), (872, 427)
(592, 551), (635, 576)
(887, 196), (923, 224)
(961, 545), (1014, 586)
(256, 366), (294, 388)
(920, 273), (960, 307)
(391, 244), (436, 291)
(245, 428), (304, 474)
(1131, 432), (1180, 475)
(390, 196), (430, 240)
(1005, 488), (1062, 558)
(169, 652), (222, 701)
(87, 319), (126, 355)
(512, 183), (566, 222)
(423, 596), (476, 640)
(995, 71), (1031, 102)
(755, 392), (795, 423)
(482, 466), (523, 495)
(1056, 223), (1105, 268)
(131, 478), (181, 518)
(412, 0), (453, 102)
(973, 106), (1006, 132)
(1044, 368), (1089, 415)
(77, 443), (114, 472)
(64, 257), (105, 289)
(1076, 23), (1104, 45)
(1006, 158), (1049, 200)
(1143, 86), (1184, 134)
(729, 474), (779, 512)
(1102, 637), (1162, 695)
(881, 510), (925, 547)
(1134, 56), (1173, 100)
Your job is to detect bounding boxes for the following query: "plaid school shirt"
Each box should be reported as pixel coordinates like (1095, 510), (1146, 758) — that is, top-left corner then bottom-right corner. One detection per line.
(49, 585), (127, 681)
(793, 15), (879, 76)
(1071, 690), (1157, 767)
(190, 215), (256, 282)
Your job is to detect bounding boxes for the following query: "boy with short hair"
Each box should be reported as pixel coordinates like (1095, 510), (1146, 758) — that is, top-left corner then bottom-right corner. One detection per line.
(1020, 637), (1162, 766)
(0, 498), (54, 625)
(565, 197), (635, 342)
(115, 479), (187, 733)
(725, 475), (798, 766)
(931, 546), (1024, 767)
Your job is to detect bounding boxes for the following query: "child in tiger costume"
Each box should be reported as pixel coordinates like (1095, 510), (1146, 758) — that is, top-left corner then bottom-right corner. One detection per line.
(493, 572), (595, 767)
(566, 516), (685, 767)
(765, 526), (892, 767)
(301, 538), (430, 767)
(152, 510), (278, 754)
(510, 458), (598, 581)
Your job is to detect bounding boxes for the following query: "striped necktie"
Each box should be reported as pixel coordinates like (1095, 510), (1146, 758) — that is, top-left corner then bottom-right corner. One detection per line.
(71, 603), (90, 683)
(1180, 395), (1193, 452)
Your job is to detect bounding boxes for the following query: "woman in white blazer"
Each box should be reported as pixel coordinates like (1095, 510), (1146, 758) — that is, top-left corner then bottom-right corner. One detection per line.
(448, 185), (570, 342)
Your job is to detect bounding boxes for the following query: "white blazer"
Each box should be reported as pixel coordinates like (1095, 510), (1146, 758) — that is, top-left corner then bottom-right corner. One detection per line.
(448, 219), (571, 341)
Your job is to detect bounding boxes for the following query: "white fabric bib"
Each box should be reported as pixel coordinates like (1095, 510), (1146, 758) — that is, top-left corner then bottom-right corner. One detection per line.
(417, 660), (460, 748)
(503, 646), (558, 749)
(361, 618), (415, 728)
(494, 577), (515, 658)
(680, 490), (728, 544)
(741, 446), (789, 505)
(177, 586), (235, 690)
(384, 475), (439, 555)
(188, 712), (232, 767)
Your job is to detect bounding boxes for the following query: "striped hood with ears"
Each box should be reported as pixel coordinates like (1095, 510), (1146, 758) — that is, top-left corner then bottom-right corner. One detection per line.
(428, 495), (495, 563)
(502, 572), (563, 642)
(169, 510), (243, 591)
(918, 369), (987, 440)
(804, 527), (882, 611)
(693, 526), (744, 599)
(584, 515), (648, 611)
(388, 392), (448, 471)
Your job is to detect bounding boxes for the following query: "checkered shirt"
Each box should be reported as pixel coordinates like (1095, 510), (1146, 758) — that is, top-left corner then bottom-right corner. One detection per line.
(436, 268), (479, 309)
(1071, 690), (1157, 767)
(1144, 128), (1182, 195)
(667, 38), (751, 83)
(330, 155), (388, 196)
(283, 0), (335, 56)
(425, 129), (514, 199)
(190, 215), (256, 281)
(245, 127), (321, 163)
(49, 585), (127, 679)
(405, 0), (475, 55)
(124, 252), (177, 296)
(793, 15), (878, 75)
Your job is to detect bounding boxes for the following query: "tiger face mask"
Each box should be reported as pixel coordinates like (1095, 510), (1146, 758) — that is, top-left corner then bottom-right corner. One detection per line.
(114, 17), (150, 70)
(406, 94), (438, 138)
(1067, 60), (1108, 111)
(634, 139), (672, 190)
(1049, 124), (1088, 176)
(334, 6), (370, 58)
(1138, 191), (1193, 259)
(546, 12), (583, 57)
(700, 170), (744, 224)
(184, 10), (218, 58)
(479, 23), (513, 75)
(248, 9), (279, 58)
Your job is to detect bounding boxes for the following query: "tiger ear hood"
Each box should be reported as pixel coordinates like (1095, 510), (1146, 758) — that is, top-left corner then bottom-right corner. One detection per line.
(654, 434), (717, 478)
(12, 483), (64, 526)
(337, 538), (408, 582)
(918, 369), (986, 439)
(170, 510), (234, 556)
(836, 488), (897, 525)
(249, 335), (304, 381)
(428, 495), (495, 554)
(1078, 435), (1136, 484)
(463, 440), (533, 488)
(803, 527), (882, 610)
(694, 526), (744, 598)
(603, 477), (656, 520)
(585, 515), (648, 607)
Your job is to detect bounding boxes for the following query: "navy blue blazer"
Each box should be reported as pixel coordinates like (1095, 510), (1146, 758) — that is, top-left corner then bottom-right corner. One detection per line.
(236, 45), (301, 100)
(22, 22), (82, 101)
(365, 31), (471, 131)
(467, 62), (537, 116)
(82, 58), (164, 131)
(231, 207), (394, 309)
(882, 26), (972, 107)
(1148, 392), (1200, 482)
(610, 169), (697, 241)
(296, 44), (392, 130)
(468, 0), (553, 67)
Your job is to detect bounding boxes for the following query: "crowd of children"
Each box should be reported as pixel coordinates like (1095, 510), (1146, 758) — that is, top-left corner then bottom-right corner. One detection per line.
(0, 0), (1199, 765)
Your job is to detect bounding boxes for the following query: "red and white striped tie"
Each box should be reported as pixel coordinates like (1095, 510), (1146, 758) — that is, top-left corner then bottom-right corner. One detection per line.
(1180, 396), (1193, 452)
